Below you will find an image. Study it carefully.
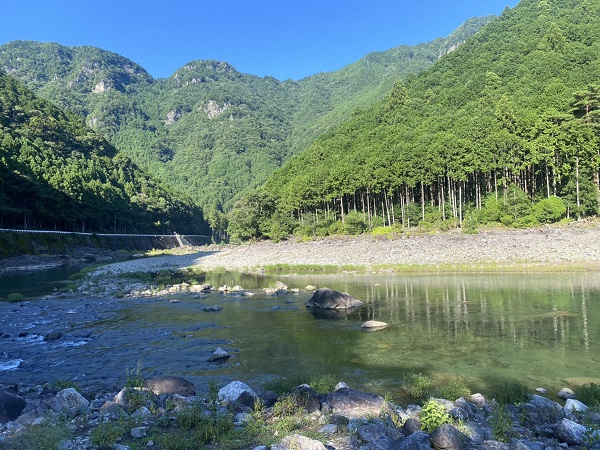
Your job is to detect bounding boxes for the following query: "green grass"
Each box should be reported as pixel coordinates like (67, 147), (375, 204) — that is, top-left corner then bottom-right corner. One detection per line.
(576, 383), (600, 408)
(1, 421), (70, 450)
(490, 380), (530, 406)
(262, 374), (337, 395)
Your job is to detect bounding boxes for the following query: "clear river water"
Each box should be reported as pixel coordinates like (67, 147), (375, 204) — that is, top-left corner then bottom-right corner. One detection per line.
(1, 269), (599, 401)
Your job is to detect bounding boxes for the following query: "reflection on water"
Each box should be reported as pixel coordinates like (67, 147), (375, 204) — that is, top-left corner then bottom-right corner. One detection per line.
(1, 270), (599, 400)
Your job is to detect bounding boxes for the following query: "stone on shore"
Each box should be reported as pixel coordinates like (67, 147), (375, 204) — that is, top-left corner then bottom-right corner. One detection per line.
(51, 388), (90, 417)
(218, 381), (257, 405)
(321, 386), (392, 419)
(143, 376), (196, 397)
(272, 434), (328, 450)
(430, 424), (467, 450)
(557, 387), (576, 399)
(0, 391), (26, 424)
(305, 288), (362, 309)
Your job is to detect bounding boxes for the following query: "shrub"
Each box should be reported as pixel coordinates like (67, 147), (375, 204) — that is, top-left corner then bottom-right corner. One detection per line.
(2, 422), (69, 450)
(490, 380), (529, 405)
(400, 372), (433, 401)
(7, 292), (24, 302)
(489, 405), (517, 442)
(576, 383), (600, 408)
(90, 421), (127, 449)
(419, 399), (453, 433)
(532, 196), (567, 223)
(436, 381), (471, 401)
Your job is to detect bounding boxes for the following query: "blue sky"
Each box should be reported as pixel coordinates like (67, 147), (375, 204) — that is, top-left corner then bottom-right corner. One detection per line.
(1, 0), (519, 81)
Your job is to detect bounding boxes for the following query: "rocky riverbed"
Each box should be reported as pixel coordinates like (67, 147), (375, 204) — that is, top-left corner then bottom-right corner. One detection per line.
(1, 374), (599, 449)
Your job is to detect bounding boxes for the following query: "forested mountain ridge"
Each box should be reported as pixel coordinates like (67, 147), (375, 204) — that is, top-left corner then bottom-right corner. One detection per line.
(0, 17), (493, 216)
(0, 73), (208, 233)
(236, 0), (600, 241)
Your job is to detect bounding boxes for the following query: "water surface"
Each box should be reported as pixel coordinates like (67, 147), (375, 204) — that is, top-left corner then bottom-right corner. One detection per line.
(1, 271), (598, 401)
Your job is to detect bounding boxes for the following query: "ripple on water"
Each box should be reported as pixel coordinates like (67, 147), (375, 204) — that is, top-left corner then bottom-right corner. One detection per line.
(0, 359), (23, 371)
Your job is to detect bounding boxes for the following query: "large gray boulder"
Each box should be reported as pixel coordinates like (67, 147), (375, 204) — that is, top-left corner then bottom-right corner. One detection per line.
(321, 387), (392, 419)
(272, 434), (328, 450)
(218, 381), (258, 406)
(391, 431), (431, 450)
(430, 424), (468, 450)
(555, 418), (587, 446)
(305, 288), (362, 309)
(143, 375), (196, 397)
(51, 388), (90, 417)
(0, 391), (26, 423)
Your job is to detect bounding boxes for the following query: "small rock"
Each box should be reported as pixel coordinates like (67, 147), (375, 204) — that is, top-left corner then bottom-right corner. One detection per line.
(403, 418), (421, 436)
(208, 347), (231, 362)
(360, 320), (388, 330)
(318, 423), (337, 435)
(557, 388), (576, 399)
(130, 426), (147, 438)
(44, 331), (62, 341)
(272, 434), (327, 450)
(535, 387), (548, 394)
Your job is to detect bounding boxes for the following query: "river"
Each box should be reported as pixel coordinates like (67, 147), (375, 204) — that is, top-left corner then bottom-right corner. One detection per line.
(1, 269), (598, 401)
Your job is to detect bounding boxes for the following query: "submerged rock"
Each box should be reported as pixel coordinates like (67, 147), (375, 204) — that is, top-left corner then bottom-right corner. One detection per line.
(360, 320), (388, 330)
(305, 288), (362, 309)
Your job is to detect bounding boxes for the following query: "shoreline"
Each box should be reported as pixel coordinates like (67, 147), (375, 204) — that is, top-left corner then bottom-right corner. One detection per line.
(173, 224), (600, 274)
(1, 224), (599, 277)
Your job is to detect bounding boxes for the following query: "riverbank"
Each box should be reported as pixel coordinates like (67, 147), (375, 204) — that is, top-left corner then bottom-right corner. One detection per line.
(86, 223), (600, 277)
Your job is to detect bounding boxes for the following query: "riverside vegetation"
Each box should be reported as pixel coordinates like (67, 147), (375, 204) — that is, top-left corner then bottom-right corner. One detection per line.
(2, 370), (600, 449)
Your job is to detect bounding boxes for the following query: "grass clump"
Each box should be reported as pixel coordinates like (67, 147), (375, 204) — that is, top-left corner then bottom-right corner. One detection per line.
(90, 419), (133, 449)
(52, 380), (81, 392)
(435, 381), (472, 401)
(400, 372), (433, 401)
(419, 399), (453, 433)
(490, 380), (530, 405)
(7, 292), (24, 302)
(576, 383), (600, 408)
(489, 405), (517, 442)
(2, 421), (70, 450)
(262, 374), (337, 395)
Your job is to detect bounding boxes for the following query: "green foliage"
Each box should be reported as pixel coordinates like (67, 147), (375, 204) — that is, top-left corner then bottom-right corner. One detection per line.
(419, 399), (453, 433)
(91, 420), (128, 449)
(0, 73), (208, 234)
(490, 380), (530, 405)
(7, 292), (24, 302)
(489, 405), (517, 442)
(435, 381), (472, 401)
(124, 359), (148, 411)
(532, 196), (567, 223)
(576, 383), (600, 408)
(1, 421), (70, 450)
(400, 372), (433, 401)
(262, 374), (337, 395)
(52, 380), (81, 392)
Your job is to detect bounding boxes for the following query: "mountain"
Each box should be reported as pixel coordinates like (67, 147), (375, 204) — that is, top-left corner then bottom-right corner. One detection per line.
(0, 72), (207, 234)
(248, 0), (600, 240)
(0, 16), (493, 214)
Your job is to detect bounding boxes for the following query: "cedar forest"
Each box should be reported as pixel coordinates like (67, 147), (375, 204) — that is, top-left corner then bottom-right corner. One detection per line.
(0, 0), (599, 240)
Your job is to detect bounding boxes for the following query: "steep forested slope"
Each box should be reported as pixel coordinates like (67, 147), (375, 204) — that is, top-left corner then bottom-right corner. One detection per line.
(247, 0), (600, 240)
(0, 73), (207, 233)
(0, 17), (492, 214)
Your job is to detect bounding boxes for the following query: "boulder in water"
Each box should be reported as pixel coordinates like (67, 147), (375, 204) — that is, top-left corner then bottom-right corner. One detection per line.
(143, 376), (196, 397)
(305, 288), (362, 309)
